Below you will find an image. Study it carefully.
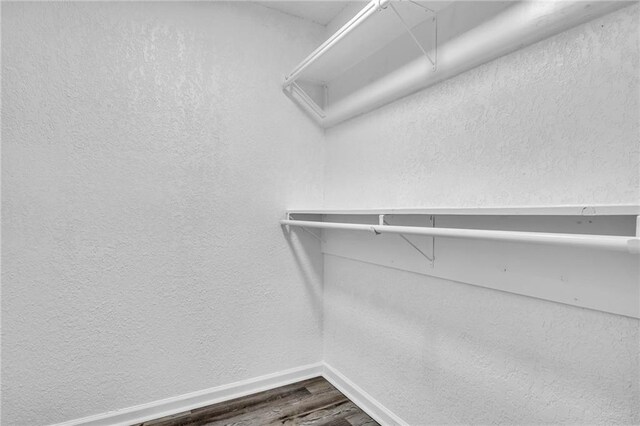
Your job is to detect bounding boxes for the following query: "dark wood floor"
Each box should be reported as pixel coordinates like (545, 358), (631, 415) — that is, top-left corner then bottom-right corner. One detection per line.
(133, 376), (379, 426)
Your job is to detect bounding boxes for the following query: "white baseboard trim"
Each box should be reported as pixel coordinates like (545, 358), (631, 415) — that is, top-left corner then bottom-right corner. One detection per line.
(322, 363), (409, 426)
(52, 362), (407, 426)
(52, 362), (324, 426)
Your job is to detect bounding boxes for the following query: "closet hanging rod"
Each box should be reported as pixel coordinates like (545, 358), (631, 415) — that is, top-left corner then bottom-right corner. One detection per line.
(280, 219), (640, 254)
(283, 0), (391, 87)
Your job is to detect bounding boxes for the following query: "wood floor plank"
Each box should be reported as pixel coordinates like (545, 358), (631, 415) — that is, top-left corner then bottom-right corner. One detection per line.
(344, 411), (379, 426)
(133, 377), (379, 426)
(282, 401), (363, 426)
(316, 418), (351, 426)
(268, 390), (349, 424)
(190, 387), (313, 420)
(303, 379), (336, 395)
(203, 389), (320, 426)
(208, 389), (347, 426)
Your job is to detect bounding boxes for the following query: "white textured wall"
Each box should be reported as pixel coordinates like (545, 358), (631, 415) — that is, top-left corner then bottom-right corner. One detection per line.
(324, 4), (640, 208)
(3, 2), (640, 425)
(323, 4), (640, 424)
(324, 256), (639, 424)
(1, 2), (324, 425)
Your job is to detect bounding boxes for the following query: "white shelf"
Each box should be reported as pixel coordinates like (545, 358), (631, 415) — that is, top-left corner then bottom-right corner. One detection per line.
(283, 0), (438, 125)
(286, 204), (640, 217)
(282, 204), (640, 317)
(284, 0), (436, 85)
(283, 1), (625, 127)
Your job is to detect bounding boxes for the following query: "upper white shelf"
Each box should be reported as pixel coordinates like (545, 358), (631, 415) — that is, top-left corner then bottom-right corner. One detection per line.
(283, 0), (436, 85)
(286, 205), (640, 217)
(283, 0), (439, 123)
(283, 0), (626, 127)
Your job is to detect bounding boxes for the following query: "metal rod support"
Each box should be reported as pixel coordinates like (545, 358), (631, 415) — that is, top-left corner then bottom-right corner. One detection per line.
(389, 2), (435, 66)
(382, 217), (433, 262)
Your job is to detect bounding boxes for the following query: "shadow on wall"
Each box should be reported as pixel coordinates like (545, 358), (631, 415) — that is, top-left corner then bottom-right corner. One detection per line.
(281, 225), (324, 307)
(323, 257), (639, 423)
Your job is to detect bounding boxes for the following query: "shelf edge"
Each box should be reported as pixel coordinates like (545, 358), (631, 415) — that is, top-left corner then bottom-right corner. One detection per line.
(285, 204), (640, 216)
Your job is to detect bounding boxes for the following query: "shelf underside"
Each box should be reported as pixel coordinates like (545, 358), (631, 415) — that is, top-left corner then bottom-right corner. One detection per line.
(298, 1), (437, 84)
(287, 204), (640, 217)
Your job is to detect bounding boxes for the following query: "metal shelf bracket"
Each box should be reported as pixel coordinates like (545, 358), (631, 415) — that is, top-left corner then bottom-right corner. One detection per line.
(389, 1), (437, 70)
(379, 214), (435, 264)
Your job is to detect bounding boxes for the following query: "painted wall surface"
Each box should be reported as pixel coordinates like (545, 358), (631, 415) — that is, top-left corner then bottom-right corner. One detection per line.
(3, 1), (640, 425)
(324, 256), (639, 424)
(1, 2), (324, 425)
(322, 4), (640, 424)
(324, 4), (640, 208)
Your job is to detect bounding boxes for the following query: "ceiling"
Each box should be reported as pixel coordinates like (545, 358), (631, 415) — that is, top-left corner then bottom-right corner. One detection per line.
(261, 1), (353, 26)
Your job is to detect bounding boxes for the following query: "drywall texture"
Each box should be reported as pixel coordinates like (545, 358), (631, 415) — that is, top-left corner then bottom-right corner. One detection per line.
(324, 4), (640, 208)
(1, 3), (324, 424)
(322, 4), (640, 425)
(324, 256), (640, 424)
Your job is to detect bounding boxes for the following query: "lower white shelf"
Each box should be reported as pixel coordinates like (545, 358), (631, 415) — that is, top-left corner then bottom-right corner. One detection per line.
(281, 219), (639, 254)
(281, 207), (640, 318)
